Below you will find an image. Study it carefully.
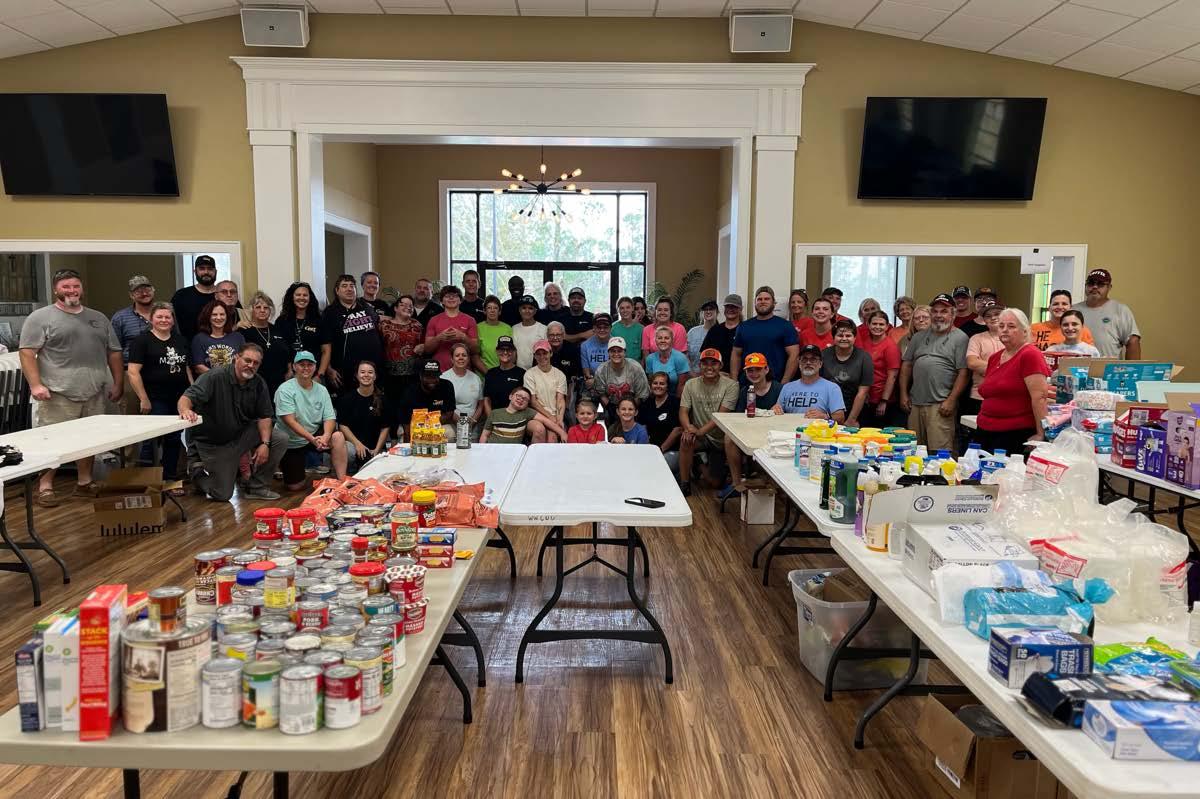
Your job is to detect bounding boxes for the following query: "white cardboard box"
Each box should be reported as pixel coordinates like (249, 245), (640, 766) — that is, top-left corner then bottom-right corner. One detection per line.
(740, 488), (776, 525)
(903, 522), (1038, 597)
(43, 615), (80, 731)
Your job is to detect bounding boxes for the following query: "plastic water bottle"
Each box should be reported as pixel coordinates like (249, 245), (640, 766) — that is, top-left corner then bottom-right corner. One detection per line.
(745, 386), (756, 418)
(960, 443), (983, 480)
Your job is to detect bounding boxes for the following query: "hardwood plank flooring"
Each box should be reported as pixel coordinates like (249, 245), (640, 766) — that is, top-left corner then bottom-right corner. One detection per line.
(0, 472), (1187, 798)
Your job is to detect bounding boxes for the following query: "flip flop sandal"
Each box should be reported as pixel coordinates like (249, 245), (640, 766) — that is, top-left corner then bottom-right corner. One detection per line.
(35, 489), (60, 508)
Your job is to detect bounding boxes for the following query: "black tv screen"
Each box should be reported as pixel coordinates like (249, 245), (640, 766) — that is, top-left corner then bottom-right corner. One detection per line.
(0, 93), (179, 197)
(857, 97), (1047, 201)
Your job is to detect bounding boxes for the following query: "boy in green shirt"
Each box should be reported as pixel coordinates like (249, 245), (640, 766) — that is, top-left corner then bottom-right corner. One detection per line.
(481, 385), (567, 444)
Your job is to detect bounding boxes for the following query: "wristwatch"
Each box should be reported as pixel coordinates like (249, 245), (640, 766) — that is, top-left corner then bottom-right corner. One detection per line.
(261, 440), (270, 447)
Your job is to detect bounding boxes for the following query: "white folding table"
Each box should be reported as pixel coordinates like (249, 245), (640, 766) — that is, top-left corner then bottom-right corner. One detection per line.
(0, 453), (68, 606)
(828, 528), (1200, 799)
(355, 443), (527, 578)
(712, 411), (799, 456)
(500, 443), (691, 683)
(0, 527), (490, 799)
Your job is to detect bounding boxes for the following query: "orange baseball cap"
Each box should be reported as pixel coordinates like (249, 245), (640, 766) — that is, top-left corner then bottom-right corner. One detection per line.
(743, 352), (767, 369)
(699, 348), (723, 364)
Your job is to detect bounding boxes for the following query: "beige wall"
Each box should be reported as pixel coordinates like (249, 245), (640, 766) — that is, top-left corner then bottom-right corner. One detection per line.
(375, 144), (720, 296)
(323, 142), (381, 269)
(48, 253), (177, 319)
(0, 14), (1197, 367)
(912, 257), (1030, 318)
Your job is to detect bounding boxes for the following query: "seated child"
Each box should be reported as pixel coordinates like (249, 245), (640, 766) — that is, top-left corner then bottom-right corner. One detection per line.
(567, 397), (607, 444)
(480, 385), (567, 444)
(608, 397), (649, 444)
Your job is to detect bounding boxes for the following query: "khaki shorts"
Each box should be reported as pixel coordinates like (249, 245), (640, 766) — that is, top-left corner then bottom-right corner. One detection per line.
(36, 391), (110, 427)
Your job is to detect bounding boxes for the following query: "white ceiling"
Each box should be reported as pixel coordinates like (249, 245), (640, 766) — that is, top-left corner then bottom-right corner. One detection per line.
(2, 1), (1200, 96)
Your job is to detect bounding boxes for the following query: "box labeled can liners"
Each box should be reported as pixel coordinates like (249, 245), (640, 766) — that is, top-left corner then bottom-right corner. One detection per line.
(79, 584), (127, 740)
(15, 639), (46, 732)
(1083, 700), (1200, 761)
(987, 627), (1093, 689)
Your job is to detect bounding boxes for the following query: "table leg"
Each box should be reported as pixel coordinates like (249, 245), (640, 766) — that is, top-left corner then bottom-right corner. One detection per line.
(226, 771), (250, 798)
(853, 633), (922, 750)
(273, 771), (288, 799)
(627, 526), (672, 684)
(123, 769), (141, 799)
(486, 525), (518, 579)
(442, 609), (486, 688)
(0, 516), (41, 606)
(823, 592), (878, 702)
(535, 527), (555, 578)
(538, 522), (647, 579)
(432, 644), (473, 723)
(752, 501), (795, 569)
(518, 526), (564, 683)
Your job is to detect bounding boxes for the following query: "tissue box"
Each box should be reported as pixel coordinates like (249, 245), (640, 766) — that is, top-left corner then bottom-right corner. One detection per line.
(1136, 424), (1167, 479)
(988, 627), (1093, 688)
(903, 522), (1037, 597)
(1083, 700), (1200, 761)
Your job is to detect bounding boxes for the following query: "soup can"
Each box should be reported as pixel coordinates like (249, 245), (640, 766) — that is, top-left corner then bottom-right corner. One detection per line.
(219, 633), (257, 662)
(389, 510), (419, 551)
(367, 615), (407, 669)
(304, 649), (343, 669)
(219, 547), (244, 558)
(284, 633), (321, 658)
(263, 568), (296, 611)
(121, 617), (212, 734)
(328, 607), (366, 630)
(294, 576), (320, 595)
(327, 573), (353, 588)
(231, 552), (262, 567)
(337, 584), (368, 609)
(241, 659), (282, 729)
(296, 600), (329, 630)
(285, 507), (318, 538)
(324, 665), (362, 730)
(325, 557), (353, 573)
(215, 566), (243, 606)
(386, 565), (426, 604)
(320, 625), (359, 652)
(268, 553), (298, 569)
(147, 586), (186, 635)
(401, 598), (428, 635)
(280, 664), (323, 734)
(259, 619), (296, 640)
(348, 562), (385, 595)
(256, 639), (286, 661)
(361, 595), (396, 618)
(201, 657), (243, 729)
(194, 551), (227, 606)
(304, 583), (337, 603)
(356, 632), (393, 697)
(384, 555), (417, 570)
(306, 568), (336, 583)
(341, 646), (383, 715)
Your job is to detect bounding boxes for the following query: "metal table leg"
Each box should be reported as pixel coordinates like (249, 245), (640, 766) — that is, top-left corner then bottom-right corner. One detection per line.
(853, 633), (922, 750)
(441, 609), (486, 688)
(1, 475), (72, 606)
(123, 768), (141, 799)
(273, 771), (288, 798)
(536, 522), (648, 579)
(431, 644), (473, 723)
(486, 525), (517, 579)
(751, 501), (796, 569)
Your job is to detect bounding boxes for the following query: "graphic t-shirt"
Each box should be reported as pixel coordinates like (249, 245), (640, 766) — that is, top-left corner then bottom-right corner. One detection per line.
(820, 347), (875, 413)
(127, 332), (190, 402)
(398, 379), (456, 430)
(321, 301), (384, 373)
(337, 390), (393, 449)
(190, 331), (245, 370)
(777, 378), (845, 417)
(485, 407), (536, 443)
(637, 394), (681, 448)
(483, 366), (526, 412)
(460, 297), (486, 323)
(380, 318), (424, 377)
(580, 336), (611, 374)
(1030, 320), (1097, 352)
(549, 343), (581, 380)
(275, 315), (324, 357)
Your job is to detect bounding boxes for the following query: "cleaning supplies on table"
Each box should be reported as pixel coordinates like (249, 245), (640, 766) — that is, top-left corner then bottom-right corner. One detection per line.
(962, 564), (1114, 639)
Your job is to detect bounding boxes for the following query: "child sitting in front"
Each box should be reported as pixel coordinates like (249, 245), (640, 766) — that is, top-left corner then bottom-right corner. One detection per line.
(608, 397), (649, 444)
(567, 397), (606, 444)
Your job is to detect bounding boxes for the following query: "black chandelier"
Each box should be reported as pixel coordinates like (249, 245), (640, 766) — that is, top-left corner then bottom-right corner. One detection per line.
(496, 146), (589, 220)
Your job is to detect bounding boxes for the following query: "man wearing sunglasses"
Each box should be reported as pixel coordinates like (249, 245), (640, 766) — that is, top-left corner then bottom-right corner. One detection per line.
(1072, 268), (1141, 359)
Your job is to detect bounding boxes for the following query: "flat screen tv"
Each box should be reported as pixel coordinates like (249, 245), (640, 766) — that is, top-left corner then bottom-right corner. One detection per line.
(857, 97), (1047, 201)
(0, 93), (179, 197)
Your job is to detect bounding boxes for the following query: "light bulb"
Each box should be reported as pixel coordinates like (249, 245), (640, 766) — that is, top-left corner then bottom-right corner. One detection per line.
(517, 174), (524, 182)
(501, 168), (512, 178)
(560, 173), (568, 181)
(509, 183), (519, 191)
(572, 168), (583, 177)
(581, 188), (591, 195)
(493, 188), (503, 195)
(540, 163), (547, 174)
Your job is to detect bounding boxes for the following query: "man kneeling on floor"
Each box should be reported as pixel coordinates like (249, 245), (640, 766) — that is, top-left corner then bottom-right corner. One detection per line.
(179, 342), (287, 501)
(275, 350), (348, 492)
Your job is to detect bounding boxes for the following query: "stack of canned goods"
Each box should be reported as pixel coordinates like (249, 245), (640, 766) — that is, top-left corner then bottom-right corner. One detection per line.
(385, 565), (428, 635)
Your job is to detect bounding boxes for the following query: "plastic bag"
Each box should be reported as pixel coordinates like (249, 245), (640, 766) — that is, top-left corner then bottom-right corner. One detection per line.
(963, 567), (1113, 639)
(1023, 428), (1099, 498)
(1095, 638), (1189, 678)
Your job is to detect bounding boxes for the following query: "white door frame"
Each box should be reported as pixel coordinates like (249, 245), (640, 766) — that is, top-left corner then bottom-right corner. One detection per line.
(324, 211), (373, 280)
(233, 57), (814, 304)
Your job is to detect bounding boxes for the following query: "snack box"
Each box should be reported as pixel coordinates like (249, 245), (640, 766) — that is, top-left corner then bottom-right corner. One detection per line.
(15, 638), (46, 732)
(78, 584), (127, 741)
(43, 614), (80, 731)
(988, 627), (1092, 688)
(417, 556), (453, 569)
(1083, 700), (1200, 761)
(416, 543), (454, 558)
(417, 528), (457, 545)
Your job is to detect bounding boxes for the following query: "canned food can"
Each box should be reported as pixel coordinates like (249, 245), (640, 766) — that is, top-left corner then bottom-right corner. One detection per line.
(121, 618), (212, 733)
(284, 633), (321, 658)
(294, 576), (320, 595)
(285, 507), (318, 538)
(231, 552), (262, 567)
(147, 585), (186, 635)
(389, 510), (419, 551)
(253, 507), (286, 535)
(320, 625), (359, 652)
(263, 568), (296, 610)
(323, 665), (362, 730)
(337, 584), (368, 608)
(194, 550), (227, 606)
(356, 632), (393, 697)
(366, 615), (407, 669)
(383, 555), (417, 570)
(327, 573), (353, 587)
(215, 566), (242, 606)
(402, 598), (428, 635)
(306, 568), (336, 582)
(386, 565), (426, 604)
(241, 660), (282, 729)
(324, 558), (353, 573)
(219, 547), (244, 557)
(256, 639), (286, 661)
(269, 554), (298, 569)
(259, 619), (296, 640)
(280, 664), (323, 734)
(304, 649), (343, 669)
(361, 595), (396, 618)
(201, 657), (243, 729)
(304, 582), (337, 603)
(296, 554), (326, 569)
(220, 633), (257, 661)
(276, 651), (305, 667)
(218, 617), (259, 639)
(348, 562), (385, 595)
(341, 646), (383, 715)
(296, 600), (329, 630)
(328, 609), (367, 632)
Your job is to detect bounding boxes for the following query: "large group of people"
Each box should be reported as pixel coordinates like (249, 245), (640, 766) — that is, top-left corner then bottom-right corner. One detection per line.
(17, 259), (1144, 505)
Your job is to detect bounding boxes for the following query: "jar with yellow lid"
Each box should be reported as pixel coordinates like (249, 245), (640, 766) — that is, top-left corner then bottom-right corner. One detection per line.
(412, 490), (438, 529)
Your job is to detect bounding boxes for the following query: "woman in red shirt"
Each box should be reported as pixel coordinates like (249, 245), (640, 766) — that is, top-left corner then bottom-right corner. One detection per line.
(974, 308), (1051, 457)
(789, 289), (810, 336)
(800, 298), (835, 349)
(855, 297), (889, 347)
(860, 311), (901, 428)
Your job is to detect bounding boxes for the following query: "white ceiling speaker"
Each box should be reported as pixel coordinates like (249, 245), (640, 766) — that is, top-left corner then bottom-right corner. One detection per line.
(241, 2), (309, 48)
(729, 13), (793, 54)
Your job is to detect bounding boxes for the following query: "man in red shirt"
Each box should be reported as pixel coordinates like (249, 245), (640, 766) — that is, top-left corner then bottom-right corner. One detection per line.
(951, 285), (975, 329)
(424, 285), (479, 371)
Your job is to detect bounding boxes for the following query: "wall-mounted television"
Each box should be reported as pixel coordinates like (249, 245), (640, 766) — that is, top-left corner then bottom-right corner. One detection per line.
(857, 97), (1047, 201)
(0, 93), (179, 197)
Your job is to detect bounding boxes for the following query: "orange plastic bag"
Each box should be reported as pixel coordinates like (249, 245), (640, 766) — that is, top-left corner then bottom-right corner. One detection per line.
(343, 478), (397, 505)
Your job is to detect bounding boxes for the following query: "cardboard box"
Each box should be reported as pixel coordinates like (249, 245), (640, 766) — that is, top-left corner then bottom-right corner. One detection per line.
(916, 694), (1065, 799)
(78, 584), (127, 741)
(15, 638), (46, 732)
(988, 628), (1093, 689)
(1111, 402), (1168, 468)
(1055, 358), (1182, 401)
(1135, 424), (1167, 479)
(740, 487), (776, 525)
(1163, 393), (1200, 490)
(43, 614), (79, 731)
(822, 568), (872, 604)
(1083, 700), (1200, 761)
(92, 467), (179, 536)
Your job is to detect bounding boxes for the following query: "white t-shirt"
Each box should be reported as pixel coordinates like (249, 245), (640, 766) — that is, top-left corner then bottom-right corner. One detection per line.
(1045, 341), (1101, 357)
(441, 368), (483, 419)
(511, 322), (547, 369)
(523, 365), (567, 415)
(1072, 299), (1139, 358)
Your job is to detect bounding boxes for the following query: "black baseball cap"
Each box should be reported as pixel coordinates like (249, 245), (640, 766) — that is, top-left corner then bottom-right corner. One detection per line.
(194, 255), (216, 267)
(931, 293), (955, 307)
(593, 312), (612, 325)
(952, 285), (971, 298)
(421, 360), (441, 374)
(496, 335), (516, 350)
(974, 287), (997, 299)
(699, 299), (718, 311)
(821, 286), (843, 297)
(519, 294), (538, 307)
(799, 344), (823, 357)
(568, 287), (585, 298)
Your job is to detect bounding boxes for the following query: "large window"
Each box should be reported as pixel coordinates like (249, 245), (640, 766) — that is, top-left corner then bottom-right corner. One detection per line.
(823, 256), (911, 322)
(447, 188), (650, 314)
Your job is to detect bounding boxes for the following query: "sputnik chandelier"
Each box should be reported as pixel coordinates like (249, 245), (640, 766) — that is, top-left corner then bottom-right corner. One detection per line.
(496, 146), (590, 220)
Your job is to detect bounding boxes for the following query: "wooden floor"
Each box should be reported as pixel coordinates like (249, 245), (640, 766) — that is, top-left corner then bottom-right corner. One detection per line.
(7, 470), (1182, 798)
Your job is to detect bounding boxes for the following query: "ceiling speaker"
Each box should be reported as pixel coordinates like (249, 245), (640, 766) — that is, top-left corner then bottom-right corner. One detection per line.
(241, 3), (309, 48)
(729, 13), (793, 54)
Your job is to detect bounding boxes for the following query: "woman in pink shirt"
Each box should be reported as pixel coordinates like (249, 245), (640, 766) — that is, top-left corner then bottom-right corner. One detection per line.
(424, 285), (479, 371)
(640, 298), (687, 354)
(963, 303), (1004, 424)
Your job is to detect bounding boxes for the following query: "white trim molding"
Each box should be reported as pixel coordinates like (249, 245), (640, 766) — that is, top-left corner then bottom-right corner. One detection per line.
(0, 239), (243, 287)
(232, 57), (814, 303)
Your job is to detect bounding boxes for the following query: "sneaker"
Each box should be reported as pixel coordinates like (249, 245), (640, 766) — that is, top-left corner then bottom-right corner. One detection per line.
(241, 486), (281, 501)
(717, 484), (740, 501)
(273, 470), (284, 480)
(312, 464), (331, 475)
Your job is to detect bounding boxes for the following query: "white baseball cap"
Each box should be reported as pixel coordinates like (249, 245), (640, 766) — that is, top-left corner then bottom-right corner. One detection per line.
(607, 336), (626, 351)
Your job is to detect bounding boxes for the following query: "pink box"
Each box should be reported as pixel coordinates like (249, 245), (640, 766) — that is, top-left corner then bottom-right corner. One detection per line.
(1112, 404), (1167, 469)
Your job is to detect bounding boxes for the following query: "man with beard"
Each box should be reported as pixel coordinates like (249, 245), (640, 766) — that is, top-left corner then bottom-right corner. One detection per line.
(1072, 268), (1141, 359)
(179, 343), (288, 502)
(20, 269), (124, 507)
(170, 254), (220, 340)
(319, 274), (385, 392)
(412, 278), (443, 327)
(730, 286), (799, 384)
(111, 275), (156, 365)
(562, 287), (595, 343)
(899, 293), (970, 453)
(773, 345), (845, 422)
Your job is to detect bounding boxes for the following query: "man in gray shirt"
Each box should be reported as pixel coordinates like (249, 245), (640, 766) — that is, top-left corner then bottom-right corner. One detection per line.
(19, 269), (123, 507)
(1072, 268), (1141, 359)
(178, 342), (287, 502)
(899, 293), (969, 454)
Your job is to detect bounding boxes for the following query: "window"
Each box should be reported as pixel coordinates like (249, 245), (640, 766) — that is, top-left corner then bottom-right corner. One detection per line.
(447, 188), (649, 314)
(823, 256), (910, 322)
(1032, 271), (1054, 323)
(179, 253), (233, 287)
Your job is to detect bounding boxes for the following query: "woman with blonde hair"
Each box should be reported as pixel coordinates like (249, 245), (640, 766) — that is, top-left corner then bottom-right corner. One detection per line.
(889, 296), (916, 345)
(974, 308), (1051, 456)
(896, 303), (929, 354)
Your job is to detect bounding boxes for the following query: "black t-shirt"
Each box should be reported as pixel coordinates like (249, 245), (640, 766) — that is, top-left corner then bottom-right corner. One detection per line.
(243, 325), (292, 397)
(127, 332), (190, 402)
(637, 394), (681, 449)
(399, 378), (456, 429)
(415, 301), (443, 328)
(562, 310), (594, 337)
(536, 305), (572, 327)
(483, 365), (526, 411)
(170, 285), (218, 341)
(460, 297), (486, 323)
(960, 319), (988, 339)
(275, 315), (324, 356)
(701, 323), (740, 369)
(337, 389), (393, 447)
(367, 299), (392, 317)
(735, 380), (783, 412)
(321, 300), (384, 374)
(549, 343), (581, 380)
(499, 297), (523, 326)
